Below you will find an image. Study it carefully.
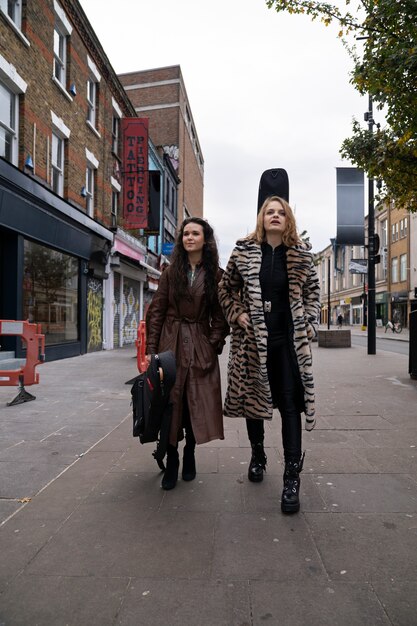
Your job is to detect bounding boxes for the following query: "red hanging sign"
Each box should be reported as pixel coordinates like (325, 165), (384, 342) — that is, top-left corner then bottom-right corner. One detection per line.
(122, 118), (149, 229)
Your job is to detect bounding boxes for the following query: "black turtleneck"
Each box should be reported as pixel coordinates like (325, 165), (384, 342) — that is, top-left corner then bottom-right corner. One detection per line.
(259, 242), (291, 345)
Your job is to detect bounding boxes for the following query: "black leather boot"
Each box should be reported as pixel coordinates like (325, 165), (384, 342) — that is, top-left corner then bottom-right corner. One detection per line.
(281, 453), (305, 514)
(182, 443), (196, 481)
(248, 443), (267, 483)
(161, 444), (179, 490)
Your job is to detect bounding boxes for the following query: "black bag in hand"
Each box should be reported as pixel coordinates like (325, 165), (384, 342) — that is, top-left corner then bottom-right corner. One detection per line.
(131, 351), (176, 470)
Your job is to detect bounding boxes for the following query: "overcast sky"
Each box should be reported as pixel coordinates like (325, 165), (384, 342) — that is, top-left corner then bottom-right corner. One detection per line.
(80, 0), (368, 266)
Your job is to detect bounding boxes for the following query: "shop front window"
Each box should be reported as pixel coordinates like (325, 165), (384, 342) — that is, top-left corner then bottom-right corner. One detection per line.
(23, 240), (79, 345)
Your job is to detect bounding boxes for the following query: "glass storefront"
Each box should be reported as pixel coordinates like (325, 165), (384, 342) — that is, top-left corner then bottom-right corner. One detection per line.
(23, 240), (78, 345)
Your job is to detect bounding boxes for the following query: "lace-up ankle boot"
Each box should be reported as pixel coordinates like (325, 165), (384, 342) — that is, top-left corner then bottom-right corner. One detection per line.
(161, 445), (179, 490)
(248, 443), (267, 483)
(281, 453), (305, 514)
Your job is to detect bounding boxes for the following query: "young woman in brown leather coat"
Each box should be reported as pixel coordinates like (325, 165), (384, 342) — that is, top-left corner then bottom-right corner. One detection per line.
(146, 217), (229, 490)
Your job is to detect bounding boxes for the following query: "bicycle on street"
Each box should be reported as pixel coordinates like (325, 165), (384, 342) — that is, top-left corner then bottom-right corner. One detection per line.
(385, 320), (403, 334)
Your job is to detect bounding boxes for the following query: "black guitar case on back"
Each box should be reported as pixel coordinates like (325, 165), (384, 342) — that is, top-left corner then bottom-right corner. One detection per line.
(257, 169), (289, 212)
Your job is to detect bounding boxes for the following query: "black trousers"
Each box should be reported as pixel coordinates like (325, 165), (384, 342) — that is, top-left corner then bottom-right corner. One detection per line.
(246, 339), (302, 462)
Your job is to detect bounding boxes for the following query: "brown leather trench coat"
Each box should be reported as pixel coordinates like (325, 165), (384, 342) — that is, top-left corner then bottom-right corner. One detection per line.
(146, 266), (229, 445)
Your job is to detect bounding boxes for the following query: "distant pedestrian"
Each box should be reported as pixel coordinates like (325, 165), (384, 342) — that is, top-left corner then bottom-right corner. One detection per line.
(337, 313), (343, 329)
(218, 196), (320, 514)
(146, 217), (229, 490)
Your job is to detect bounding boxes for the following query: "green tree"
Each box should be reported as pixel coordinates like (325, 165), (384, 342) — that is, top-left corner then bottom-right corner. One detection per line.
(266, 0), (417, 211)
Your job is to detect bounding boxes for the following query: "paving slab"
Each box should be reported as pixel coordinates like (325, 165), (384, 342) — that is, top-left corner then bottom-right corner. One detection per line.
(158, 473), (245, 513)
(360, 447), (417, 473)
(305, 512), (417, 582)
(211, 511), (326, 581)
(305, 428), (373, 448)
(249, 580), (391, 626)
(304, 448), (375, 473)
(356, 428), (417, 447)
(372, 581), (417, 626)
(314, 473), (417, 512)
(0, 574), (129, 626)
(0, 460), (70, 500)
(319, 414), (394, 430)
(116, 579), (251, 626)
(25, 509), (217, 579)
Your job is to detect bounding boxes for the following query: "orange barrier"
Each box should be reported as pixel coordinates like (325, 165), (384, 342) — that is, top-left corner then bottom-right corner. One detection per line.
(0, 320), (45, 406)
(136, 320), (147, 373)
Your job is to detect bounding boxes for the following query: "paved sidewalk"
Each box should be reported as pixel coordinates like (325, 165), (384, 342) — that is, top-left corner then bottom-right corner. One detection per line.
(322, 323), (410, 342)
(0, 340), (416, 625)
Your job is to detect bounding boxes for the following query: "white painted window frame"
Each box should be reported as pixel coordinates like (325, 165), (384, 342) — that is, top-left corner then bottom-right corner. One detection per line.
(0, 54), (27, 166)
(85, 148), (99, 218)
(52, 1), (72, 90)
(50, 111), (70, 196)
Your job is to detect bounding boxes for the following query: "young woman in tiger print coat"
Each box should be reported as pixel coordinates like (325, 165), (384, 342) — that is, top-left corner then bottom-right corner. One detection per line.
(218, 196), (320, 513)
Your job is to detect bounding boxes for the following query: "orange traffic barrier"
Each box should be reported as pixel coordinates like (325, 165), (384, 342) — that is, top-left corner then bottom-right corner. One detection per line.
(0, 320), (45, 406)
(135, 320), (147, 373)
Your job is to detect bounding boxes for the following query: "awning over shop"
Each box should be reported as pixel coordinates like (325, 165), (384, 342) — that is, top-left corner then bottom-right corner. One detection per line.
(113, 238), (145, 262)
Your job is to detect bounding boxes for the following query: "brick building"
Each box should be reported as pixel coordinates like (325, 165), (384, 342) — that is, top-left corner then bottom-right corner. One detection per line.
(119, 65), (204, 231)
(316, 203), (413, 329)
(388, 203), (410, 325)
(0, 0), (168, 359)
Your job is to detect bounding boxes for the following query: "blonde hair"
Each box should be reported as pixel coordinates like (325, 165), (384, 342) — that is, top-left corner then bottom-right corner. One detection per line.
(247, 196), (301, 246)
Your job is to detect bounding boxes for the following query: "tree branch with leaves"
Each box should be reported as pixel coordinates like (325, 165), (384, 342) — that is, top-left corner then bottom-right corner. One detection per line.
(266, 0), (417, 211)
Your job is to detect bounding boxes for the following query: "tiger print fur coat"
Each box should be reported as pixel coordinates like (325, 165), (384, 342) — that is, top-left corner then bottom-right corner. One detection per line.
(218, 238), (320, 430)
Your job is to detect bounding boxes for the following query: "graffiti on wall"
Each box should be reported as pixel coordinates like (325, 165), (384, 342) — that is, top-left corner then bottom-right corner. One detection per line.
(163, 145), (179, 171)
(122, 278), (140, 345)
(113, 273), (120, 349)
(87, 277), (103, 352)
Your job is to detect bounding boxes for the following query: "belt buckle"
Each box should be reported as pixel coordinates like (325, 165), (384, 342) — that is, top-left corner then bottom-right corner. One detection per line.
(264, 301), (271, 313)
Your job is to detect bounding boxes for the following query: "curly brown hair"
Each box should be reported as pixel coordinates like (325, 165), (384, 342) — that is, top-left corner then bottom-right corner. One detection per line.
(170, 217), (220, 306)
(247, 196), (301, 246)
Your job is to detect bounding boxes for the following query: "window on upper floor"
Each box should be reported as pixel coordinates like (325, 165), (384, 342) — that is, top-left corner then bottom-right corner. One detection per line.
(171, 185), (176, 218)
(87, 79), (97, 127)
(381, 219), (387, 247)
(0, 80), (17, 164)
(395, 222), (399, 241)
(111, 189), (118, 216)
(0, 0), (21, 29)
(400, 254), (407, 282)
(391, 257), (398, 283)
(400, 219), (404, 238)
(111, 176), (121, 225)
(86, 56), (101, 134)
(51, 132), (64, 196)
(53, 25), (66, 85)
(404, 217), (408, 237)
(112, 115), (120, 155)
(111, 97), (122, 157)
(50, 110), (70, 196)
(86, 166), (95, 217)
(165, 176), (170, 206)
(85, 148), (99, 218)
(52, 2), (72, 94)
(0, 56), (27, 166)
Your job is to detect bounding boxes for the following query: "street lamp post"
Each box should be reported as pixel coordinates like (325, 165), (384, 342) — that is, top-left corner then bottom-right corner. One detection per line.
(327, 255), (331, 330)
(366, 95), (376, 355)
